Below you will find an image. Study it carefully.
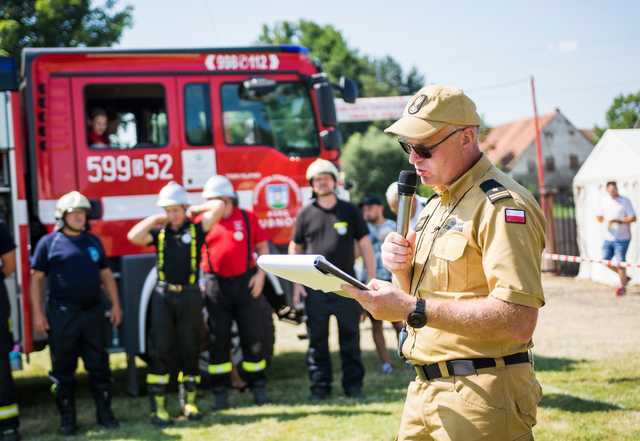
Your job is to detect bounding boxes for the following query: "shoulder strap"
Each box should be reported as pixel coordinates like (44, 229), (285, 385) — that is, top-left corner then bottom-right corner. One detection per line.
(157, 227), (166, 282)
(479, 179), (513, 204)
(240, 209), (251, 273)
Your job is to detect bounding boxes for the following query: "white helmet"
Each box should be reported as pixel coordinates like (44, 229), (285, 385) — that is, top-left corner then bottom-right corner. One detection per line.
(306, 159), (339, 182)
(157, 181), (189, 207)
(202, 175), (235, 199)
(55, 191), (91, 219)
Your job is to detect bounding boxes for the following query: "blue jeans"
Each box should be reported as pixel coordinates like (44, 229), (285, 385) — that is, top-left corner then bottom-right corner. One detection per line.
(602, 240), (631, 262)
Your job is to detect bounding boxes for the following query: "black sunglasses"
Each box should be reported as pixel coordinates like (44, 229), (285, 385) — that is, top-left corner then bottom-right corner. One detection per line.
(398, 128), (465, 159)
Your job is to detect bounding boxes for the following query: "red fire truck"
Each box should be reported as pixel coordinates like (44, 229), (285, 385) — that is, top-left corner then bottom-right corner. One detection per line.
(0, 46), (355, 390)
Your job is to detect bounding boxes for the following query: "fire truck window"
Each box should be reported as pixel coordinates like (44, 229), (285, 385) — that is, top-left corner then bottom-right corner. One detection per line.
(84, 84), (168, 149)
(221, 82), (318, 155)
(184, 83), (212, 146)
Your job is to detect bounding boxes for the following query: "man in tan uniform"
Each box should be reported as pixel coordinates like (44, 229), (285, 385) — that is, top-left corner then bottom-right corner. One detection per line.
(342, 84), (545, 441)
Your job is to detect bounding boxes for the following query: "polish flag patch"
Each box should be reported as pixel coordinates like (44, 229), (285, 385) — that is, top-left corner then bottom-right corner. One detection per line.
(505, 208), (526, 224)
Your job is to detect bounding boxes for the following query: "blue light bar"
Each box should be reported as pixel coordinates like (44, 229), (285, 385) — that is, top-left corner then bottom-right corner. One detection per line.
(0, 56), (18, 91)
(278, 45), (310, 55)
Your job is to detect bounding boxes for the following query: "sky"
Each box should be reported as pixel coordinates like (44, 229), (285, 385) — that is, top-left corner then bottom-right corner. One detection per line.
(116, 0), (640, 129)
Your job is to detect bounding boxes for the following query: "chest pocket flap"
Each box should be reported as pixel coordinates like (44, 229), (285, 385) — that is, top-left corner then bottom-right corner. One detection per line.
(434, 232), (468, 261)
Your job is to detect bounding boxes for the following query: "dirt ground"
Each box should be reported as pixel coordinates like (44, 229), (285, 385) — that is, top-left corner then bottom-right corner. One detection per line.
(533, 274), (640, 360)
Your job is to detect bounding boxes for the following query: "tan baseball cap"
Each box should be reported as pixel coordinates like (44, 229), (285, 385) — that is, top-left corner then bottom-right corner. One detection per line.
(384, 84), (481, 139)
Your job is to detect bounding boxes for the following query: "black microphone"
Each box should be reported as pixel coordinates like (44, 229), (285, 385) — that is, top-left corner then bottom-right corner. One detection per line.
(396, 170), (418, 237)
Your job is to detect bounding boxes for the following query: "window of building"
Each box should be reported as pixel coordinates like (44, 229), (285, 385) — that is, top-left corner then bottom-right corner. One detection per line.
(527, 159), (536, 173)
(184, 83), (212, 146)
(544, 156), (555, 172)
(221, 82), (318, 156)
(569, 153), (579, 170)
(84, 83), (168, 149)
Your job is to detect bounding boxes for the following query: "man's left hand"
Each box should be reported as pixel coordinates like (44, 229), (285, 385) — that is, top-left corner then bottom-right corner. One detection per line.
(110, 304), (122, 327)
(341, 279), (416, 322)
(248, 271), (266, 298)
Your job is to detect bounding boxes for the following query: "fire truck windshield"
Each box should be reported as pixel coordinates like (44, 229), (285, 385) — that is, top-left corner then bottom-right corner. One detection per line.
(221, 82), (318, 156)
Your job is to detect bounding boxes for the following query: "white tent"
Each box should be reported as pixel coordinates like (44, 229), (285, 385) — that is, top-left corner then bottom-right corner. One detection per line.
(573, 129), (640, 285)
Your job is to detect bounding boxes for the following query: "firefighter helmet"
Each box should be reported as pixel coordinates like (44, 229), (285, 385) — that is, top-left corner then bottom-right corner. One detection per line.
(305, 159), (338, 182)
(55, 191), (91, 219)
(157, 181), (189, 207)
(202, 175), (236, 199)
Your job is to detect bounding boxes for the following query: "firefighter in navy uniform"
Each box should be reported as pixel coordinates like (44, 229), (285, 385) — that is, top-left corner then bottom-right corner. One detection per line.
(30, 191), (122, 436)
(0, 219), (19, 441)
(199, 175), (271, 410)
(127, 182), (223, 427)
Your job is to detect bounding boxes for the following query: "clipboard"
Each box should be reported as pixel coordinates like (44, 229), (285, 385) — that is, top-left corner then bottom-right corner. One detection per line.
(257, 254), (368, 297)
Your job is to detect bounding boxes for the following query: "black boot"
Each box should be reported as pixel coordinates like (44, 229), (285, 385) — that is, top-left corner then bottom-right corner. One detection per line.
(252, 386), (269, 406)
(92, 386), (119, 429)
(179, 376), (202, 420)
(148, 384), (173, 428)
(211, 387), (229, 411)
(0, 428), (21, 441)
(54, 385), (77, 436)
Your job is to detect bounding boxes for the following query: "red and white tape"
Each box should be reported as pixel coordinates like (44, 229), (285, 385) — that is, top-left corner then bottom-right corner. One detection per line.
(543, 252), (640, 269)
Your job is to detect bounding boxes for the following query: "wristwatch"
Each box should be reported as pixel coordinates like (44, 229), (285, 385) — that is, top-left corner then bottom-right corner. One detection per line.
(407, 298), (427, 328)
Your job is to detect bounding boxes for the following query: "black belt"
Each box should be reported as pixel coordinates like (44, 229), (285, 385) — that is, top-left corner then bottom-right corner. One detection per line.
(157, 281), (197, 293)
(414, 352), (531, 381)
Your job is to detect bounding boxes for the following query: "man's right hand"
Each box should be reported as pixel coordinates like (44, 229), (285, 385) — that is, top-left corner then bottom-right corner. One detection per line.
(292, 283), (307, 307)
(381, 231), (416, 274)
(33, 310), (50, 334)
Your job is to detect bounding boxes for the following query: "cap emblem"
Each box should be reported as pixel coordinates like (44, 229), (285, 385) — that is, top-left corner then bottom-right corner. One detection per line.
(408, 94), (428, 115)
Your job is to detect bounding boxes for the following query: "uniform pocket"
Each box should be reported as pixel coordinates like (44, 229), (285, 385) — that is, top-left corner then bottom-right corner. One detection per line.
(453, 371), (506, 410)
(433, 232), (468, 290)
(514, 378), (542, 429)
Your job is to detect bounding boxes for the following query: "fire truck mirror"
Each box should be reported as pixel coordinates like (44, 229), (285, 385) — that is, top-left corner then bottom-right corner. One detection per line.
(239, 77), (277, 100)
(315, 83), (337, 127)
(88, 199), (103, 220)
(0, 57), (18, 91)
(339, 77), (358, 104)
(320, 129), (342, 151)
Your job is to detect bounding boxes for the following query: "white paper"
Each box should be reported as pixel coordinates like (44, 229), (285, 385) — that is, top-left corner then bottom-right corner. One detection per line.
(257, 254), (362, 296)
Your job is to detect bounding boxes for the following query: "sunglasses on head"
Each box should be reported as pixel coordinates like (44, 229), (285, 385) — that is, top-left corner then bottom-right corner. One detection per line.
(398, 127), (466, 159)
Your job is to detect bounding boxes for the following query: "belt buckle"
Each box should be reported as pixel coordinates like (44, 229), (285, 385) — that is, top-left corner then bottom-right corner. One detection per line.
(451, 359), (476, 376)
(167, 283), (183, 293)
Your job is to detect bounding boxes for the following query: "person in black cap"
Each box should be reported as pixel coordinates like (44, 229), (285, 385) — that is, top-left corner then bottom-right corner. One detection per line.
(359, 195), (403, 374)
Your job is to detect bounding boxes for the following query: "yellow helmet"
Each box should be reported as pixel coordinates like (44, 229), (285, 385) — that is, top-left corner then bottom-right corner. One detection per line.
(305, 159), (339, 182)
(55, 191), (91, 219)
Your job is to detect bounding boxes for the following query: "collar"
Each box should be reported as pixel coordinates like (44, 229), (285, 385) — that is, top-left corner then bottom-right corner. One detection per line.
(433, 154), (492, 205)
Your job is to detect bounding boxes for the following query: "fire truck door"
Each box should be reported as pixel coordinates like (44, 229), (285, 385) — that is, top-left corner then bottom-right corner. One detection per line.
(70, 77), (182, 223)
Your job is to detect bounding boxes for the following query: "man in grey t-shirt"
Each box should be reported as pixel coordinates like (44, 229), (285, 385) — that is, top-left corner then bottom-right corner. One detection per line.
(360, 195), (403, 374)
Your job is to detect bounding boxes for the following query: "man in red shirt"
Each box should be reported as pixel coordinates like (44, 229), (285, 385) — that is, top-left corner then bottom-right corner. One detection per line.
(196, 175), (270, 409)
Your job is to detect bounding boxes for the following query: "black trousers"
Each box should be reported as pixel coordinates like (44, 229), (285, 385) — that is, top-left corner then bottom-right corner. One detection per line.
(0, 312), (19, 431)
(148, 284), (203, 378)
(203, 271), (267, 389)
(305, 289), (364, 394)
(46, 302), (111, 391)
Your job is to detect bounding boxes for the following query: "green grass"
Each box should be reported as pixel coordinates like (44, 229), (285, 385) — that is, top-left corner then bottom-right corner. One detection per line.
(13, 336), (640, 440)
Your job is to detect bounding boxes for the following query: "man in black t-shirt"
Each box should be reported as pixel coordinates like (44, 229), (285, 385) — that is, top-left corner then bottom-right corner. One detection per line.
(128, 181), (223, 426)
(30, 191), (121, 436)
(289, 159), (376, 400)
(0, 219), (19, 441)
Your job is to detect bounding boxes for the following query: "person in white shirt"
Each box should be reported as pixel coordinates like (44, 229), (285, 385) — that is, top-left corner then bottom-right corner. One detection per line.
(596, 181), (637, 296)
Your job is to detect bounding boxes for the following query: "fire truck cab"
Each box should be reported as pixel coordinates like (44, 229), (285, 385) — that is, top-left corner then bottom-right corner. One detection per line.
(0, 46), (355, 391)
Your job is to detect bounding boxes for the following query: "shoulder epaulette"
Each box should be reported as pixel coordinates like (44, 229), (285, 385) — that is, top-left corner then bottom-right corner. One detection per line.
(479, 179), (512, 204)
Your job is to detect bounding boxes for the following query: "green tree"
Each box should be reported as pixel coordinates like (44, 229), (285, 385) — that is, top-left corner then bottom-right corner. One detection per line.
(594, 91), (640, 143)
(340, 126), (409, 204)
(258, 20), (424, 98)
(0, 0), (134, 59)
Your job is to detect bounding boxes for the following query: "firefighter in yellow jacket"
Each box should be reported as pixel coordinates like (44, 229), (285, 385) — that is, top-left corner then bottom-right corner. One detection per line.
(128, 182), (223, 426)
(343, 85), (546, 441)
